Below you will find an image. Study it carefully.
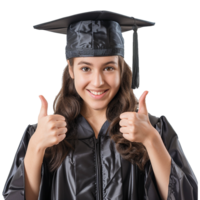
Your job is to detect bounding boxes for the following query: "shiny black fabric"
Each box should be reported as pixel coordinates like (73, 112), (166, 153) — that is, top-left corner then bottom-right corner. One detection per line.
(2, 113), (198, 200)
(65, 20), (124, 60)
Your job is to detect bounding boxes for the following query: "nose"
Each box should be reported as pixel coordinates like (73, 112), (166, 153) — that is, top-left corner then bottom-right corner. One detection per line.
(91, 70), (105, 87)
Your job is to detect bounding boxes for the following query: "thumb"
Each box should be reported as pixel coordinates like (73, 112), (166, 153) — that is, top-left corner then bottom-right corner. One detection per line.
(38, 95), (48, 119)
(138, 90), (150, 115)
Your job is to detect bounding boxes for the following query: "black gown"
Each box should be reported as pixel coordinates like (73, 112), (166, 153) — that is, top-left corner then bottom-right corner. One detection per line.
(2, 113), (198, 200)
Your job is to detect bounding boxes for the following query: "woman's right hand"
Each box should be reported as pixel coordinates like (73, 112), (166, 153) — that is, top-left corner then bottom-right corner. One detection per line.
(31, 95), (67, 151)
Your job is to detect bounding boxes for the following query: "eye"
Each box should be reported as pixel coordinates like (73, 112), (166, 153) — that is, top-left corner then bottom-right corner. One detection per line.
(81, 66), (114, 72)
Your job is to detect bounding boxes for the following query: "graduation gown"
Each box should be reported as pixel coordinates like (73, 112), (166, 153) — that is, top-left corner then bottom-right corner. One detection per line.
(2, 113), (198, 200)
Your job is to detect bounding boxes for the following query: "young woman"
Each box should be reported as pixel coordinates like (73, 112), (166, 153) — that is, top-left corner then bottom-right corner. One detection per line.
(2, 11), (198, 200)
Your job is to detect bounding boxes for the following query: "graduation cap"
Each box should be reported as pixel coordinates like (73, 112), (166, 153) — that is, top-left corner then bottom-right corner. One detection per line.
(33, 10), (155, 89)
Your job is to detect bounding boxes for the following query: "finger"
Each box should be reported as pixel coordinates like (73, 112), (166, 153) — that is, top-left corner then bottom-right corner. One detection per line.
(56, 121), (67, 128)
(146, 94), (150, 112)
(138, 91), (149, 115)
(119, 119), (131, 127)
(119, 112), (132, 119)
(54, 114), (66, 121)
(120, 126), (131, 134)
(38, 95), (48, 119)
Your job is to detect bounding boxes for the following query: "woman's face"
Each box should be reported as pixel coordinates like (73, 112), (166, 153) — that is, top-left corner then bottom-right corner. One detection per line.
(67, 56), (120, 112)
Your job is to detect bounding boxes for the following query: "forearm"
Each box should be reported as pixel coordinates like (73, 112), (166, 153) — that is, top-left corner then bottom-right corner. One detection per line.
(144, 129), (171, 200)
(24, 135), (46, 200)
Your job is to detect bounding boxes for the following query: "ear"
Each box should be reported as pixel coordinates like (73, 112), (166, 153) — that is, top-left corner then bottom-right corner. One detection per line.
(67, 59), (74, 79)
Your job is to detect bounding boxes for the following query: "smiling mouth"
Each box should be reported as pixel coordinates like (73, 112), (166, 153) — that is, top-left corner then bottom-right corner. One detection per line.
(87, 89), (109, 94)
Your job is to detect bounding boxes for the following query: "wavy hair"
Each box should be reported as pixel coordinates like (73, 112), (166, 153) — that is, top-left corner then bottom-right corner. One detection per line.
(44, 55), (150, 173)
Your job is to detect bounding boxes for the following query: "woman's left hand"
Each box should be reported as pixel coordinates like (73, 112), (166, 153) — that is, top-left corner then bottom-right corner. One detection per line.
(119, 91), (158, 147)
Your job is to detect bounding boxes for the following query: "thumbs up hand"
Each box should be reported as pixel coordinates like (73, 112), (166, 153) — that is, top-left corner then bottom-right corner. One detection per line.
(119, 91), (158, 147)
(31, 95), (67, 151)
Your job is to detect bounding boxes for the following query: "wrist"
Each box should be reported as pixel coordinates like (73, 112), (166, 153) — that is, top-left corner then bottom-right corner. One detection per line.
(30, 134), (46, 153)
(143, 127), (161, 149)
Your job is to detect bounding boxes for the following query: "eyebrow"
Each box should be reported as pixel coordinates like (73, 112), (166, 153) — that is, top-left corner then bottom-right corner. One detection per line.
(77, 61), (117, 66)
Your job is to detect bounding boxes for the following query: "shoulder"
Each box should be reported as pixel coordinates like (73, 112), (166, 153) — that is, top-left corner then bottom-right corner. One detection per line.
(148, 112), (160, 127)
(21, 123), (37, 142)
(148, 113), (178, 150)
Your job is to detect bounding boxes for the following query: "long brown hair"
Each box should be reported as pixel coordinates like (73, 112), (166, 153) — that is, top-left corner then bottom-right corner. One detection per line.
(44, 55), (150, 173)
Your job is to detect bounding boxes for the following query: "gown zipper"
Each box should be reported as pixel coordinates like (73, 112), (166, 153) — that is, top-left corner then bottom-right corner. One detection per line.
(94, 137), (102, 200)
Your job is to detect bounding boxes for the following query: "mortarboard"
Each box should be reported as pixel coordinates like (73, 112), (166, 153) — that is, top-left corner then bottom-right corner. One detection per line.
(33, 10), (155, 89)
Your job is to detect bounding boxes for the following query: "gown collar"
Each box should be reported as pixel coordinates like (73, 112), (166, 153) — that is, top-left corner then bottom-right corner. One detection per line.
(75, 113), (110, 139)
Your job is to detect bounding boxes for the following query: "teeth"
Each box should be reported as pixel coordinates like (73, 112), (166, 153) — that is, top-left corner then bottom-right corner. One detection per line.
(89, 90), (106, 95)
